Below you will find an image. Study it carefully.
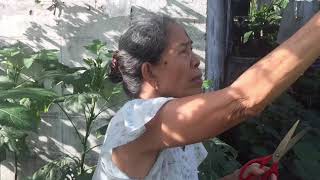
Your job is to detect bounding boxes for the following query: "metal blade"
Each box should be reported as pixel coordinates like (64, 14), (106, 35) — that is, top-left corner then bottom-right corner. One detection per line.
(272, 120), (300, 162)
(281, 128), (309, 157)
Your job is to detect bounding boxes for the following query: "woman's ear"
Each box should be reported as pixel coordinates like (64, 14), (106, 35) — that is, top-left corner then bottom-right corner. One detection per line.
(141, 62), (157, 87)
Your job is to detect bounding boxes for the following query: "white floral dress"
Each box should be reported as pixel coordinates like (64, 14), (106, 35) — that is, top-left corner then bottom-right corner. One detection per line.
(92, 97), (208, 180)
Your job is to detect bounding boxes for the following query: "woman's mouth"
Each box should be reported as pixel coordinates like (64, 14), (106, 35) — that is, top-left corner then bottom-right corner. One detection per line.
(192, 75), (203, 84)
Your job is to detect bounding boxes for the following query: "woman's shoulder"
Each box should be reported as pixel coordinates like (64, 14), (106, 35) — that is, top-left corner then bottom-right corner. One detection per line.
(117, 96), (175, 133)
(104, 97), (175, 147)
(120, 97), (175, 111)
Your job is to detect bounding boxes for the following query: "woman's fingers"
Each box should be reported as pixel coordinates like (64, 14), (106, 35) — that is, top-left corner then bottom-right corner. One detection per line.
(242, 163), (277, 179)
(269, 174), (277, 180)
(241, 162), (278, 180)
(242, 163), (266, 178)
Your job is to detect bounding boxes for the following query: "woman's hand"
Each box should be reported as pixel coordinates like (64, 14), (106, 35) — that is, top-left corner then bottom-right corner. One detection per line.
(237, 163), (277, 180)
(219, 163), (277, 180)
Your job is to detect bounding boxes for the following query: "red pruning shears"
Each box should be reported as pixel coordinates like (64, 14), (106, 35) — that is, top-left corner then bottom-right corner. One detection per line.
(239, 120), (308, 180)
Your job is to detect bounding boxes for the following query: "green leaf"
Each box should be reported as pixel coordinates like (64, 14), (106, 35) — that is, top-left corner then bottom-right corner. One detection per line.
(0, 76), (15, 90)
(0, 127), (30, 155)
(62, 93), (100, 113)
(30, 157), (78, 180)
(83, 58), (94, 67)
(0, 46), (20, 58)
(38, 69), (83, 89)
(103, 82), (127, 106)
(202, 79), (213, 91)
(199, 138), (241, 178)
(243, 31), (253, 43)
(23, 54), (37, 68)
(0, 88), (57, 103)
(35, 49), (59, 61)
(0, 103), (37, 131)
(210, 138), (238, 159)
(0, 145), (6, 162)
(84, 40), (106, 55)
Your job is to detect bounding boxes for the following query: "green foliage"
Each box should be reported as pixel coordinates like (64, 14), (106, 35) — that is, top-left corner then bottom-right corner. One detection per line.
(0, 88), (57, 110)
(199, 138), (241, 180)
(227, 92), (320, 180)
(0, 76), (15, 90)
(0, 145), (6, 162)
(0, 126), (30, 157)
(228, 3), (320, 178)
(202, 79), (214, 91)
(84, 40), (110, 57)
(0, 44), (58, 180)
(0, 41), (122, 179)
(291, 67), (320, 108)
(0, 103), (37, 131)
(28, 156), (79, 180)
(29, 40), (126, 179)
(246, 1), (283, 43)
(232, 0), (289, 57)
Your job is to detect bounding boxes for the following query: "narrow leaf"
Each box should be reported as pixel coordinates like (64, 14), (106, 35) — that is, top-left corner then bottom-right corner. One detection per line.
(0, 88), (57, 102)
(0, 146), (6, 162)
(23, 54), (37, 68)
(243, 31), (254, 43)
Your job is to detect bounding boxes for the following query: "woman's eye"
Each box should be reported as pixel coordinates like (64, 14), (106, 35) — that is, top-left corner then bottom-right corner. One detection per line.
(180, 49), (187, 54)
(180, 47), (192, 55)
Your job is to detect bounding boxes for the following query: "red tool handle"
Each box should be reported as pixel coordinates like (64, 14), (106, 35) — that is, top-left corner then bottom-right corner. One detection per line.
(239, 155), (279, 180)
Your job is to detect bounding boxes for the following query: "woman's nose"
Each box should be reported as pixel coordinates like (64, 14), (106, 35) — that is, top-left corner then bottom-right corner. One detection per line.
(191, 53), (200, 68)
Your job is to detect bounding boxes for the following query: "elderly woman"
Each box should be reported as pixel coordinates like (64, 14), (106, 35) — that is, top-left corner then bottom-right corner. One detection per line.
(93, 12), (320, 180)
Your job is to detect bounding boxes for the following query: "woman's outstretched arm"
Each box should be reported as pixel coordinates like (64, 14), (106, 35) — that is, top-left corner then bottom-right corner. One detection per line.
(136, 12), (320, 151)
(111, 12), (320, 179)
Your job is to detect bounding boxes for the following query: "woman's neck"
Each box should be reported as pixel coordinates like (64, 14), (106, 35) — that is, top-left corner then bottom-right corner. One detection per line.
(138, 82), (160, 99)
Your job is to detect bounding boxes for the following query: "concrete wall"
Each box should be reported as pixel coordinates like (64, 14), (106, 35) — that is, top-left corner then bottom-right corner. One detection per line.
(0, 0), (207, 179)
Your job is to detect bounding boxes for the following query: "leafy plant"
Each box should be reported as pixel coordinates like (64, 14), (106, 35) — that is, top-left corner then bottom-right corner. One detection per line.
(290, 67), (320, 109)
(225, 2), (320, 178)
(28, 156), (79, 180)
(199, 138), (241, 180)
(223, 92), (320, 180)
(29, 40), (127, 180)
(202, 79), (214, 91)
(232, 0), (288, 57)
(0, 43), (58, 180)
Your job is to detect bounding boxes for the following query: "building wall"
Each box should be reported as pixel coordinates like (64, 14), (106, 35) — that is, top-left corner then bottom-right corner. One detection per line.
(0, 0), (207, 179)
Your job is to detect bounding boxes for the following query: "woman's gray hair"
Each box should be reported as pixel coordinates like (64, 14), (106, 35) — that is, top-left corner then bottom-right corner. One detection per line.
(109, 13), (176, 98)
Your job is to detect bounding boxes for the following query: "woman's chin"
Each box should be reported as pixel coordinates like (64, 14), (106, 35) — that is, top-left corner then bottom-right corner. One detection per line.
(185, 87), (204, 97)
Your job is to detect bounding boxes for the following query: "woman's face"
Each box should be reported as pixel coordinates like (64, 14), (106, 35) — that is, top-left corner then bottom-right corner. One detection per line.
(151, 23), (203, 98)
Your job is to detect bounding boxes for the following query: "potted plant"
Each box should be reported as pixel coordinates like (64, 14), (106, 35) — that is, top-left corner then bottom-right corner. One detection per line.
(220, 0), (288, 165)
(224, 0), (287, 86)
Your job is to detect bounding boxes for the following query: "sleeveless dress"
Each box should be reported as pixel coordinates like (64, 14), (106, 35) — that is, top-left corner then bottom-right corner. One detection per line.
(92, 97), (208, 180)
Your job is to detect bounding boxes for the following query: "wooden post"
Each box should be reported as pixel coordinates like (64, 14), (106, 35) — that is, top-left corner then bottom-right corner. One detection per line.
(206, 0), (232, 90)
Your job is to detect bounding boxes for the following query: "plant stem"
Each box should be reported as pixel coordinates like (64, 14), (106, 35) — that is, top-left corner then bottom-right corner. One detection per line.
(79, 99), (96, 174)
(93, 98), (129, 119)
(85, 144), (102, 154)
(12, 66), (22, 84)
(57, 103), (83, 144)
(14, 152), (18, 180)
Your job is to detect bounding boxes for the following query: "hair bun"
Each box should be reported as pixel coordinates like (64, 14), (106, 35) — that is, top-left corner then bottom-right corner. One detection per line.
(108, 50), (123, 83)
